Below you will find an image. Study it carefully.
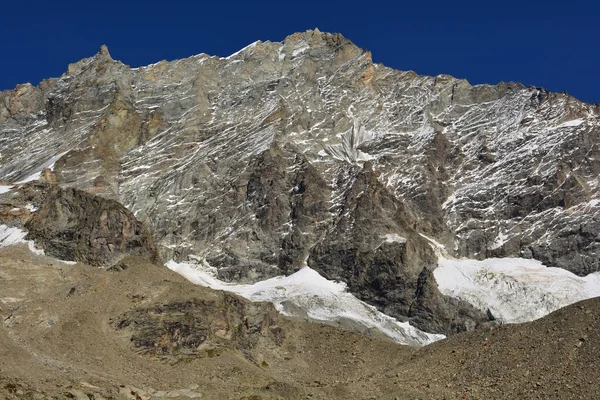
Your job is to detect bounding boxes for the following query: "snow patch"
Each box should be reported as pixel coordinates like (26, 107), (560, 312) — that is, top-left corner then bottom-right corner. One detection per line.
(556, 118), (584, 128)
(419, 233), (449, 259)
(489, 231), (508, 250)
(0, 225), (28, 246)
(16, 171), (41, 184)
(292, 45), (309, 57)
(441, 194), (456, 210)
(0, 224), (44, 256)
(586, 199), (600, 207)
(434, 257), (600, 323)
(382, 234), (407, 244)
(27, 241), (45, 256)
(166, 260), (444, 346)
(222, 41), (260, 60)
(0, 186), (13, 194)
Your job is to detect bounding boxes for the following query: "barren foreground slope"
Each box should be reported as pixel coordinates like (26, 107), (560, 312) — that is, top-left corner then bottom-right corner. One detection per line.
(0, 245), (598, 400)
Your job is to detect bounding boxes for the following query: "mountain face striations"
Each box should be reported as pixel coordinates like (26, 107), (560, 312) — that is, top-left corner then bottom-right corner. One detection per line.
(1, 30), (599, 335)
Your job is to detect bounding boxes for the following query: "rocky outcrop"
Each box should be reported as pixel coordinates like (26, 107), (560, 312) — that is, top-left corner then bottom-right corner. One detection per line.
(113, 292), (284, 361)
(23, 184), (161, 267)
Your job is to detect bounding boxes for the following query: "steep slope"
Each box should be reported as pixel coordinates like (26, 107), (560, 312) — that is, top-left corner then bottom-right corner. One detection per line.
(1, 29), (599, 334)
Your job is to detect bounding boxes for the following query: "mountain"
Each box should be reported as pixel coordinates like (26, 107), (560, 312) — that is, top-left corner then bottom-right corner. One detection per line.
(1, 29), (599, 340)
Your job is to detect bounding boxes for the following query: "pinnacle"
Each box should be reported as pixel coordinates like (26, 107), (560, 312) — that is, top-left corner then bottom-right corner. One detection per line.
(98, 44), (112, 59)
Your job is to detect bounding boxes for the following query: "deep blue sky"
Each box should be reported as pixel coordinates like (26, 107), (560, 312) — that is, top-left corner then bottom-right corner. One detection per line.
(2, 0), (598, 103)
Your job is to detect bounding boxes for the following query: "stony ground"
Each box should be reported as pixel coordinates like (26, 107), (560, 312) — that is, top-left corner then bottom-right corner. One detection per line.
(0, 244), (599, 399)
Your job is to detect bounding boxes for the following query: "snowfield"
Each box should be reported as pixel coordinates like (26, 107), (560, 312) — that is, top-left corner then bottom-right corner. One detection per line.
(166, 260), (445, 346)
(434, 257), (600, 323)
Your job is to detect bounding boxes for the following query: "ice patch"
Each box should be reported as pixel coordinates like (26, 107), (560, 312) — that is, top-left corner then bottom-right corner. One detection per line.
(324, 119), (375, 164)
(382, 234), (407, 244)
(166, 260), (445, 346)
(434, 257), (600, 323)
(0, 186), (13, 194)
(16, 151), (68, 184)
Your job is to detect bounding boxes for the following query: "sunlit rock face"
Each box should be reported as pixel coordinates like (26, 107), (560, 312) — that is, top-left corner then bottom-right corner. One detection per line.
(1, 29), (599, 334)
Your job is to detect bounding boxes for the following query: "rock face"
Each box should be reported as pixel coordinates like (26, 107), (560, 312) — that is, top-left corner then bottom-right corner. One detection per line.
(23, 184), (161, 266)
(1, 29), (599, 334)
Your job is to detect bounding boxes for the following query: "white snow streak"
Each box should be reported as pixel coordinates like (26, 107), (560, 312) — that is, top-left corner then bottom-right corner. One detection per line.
(555, 119), (585, 128)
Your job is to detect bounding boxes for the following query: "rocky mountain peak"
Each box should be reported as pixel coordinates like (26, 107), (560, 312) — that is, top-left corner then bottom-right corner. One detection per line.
(66, 43), (119, 77)
(99, 44), (111, 57)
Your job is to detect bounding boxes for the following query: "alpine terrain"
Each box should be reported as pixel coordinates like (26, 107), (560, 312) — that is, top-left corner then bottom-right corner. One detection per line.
(0, 29), (599, 399)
